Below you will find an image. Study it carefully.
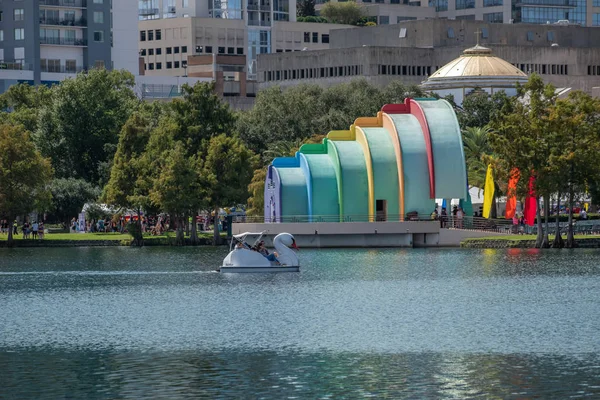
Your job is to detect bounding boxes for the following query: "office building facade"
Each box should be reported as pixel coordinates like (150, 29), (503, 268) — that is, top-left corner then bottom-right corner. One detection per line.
(0, 0), (113, 93)
(318, 0), (600, 27)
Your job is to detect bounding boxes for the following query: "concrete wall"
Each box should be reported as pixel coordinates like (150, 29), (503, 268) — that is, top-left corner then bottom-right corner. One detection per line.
(232, 221), (506, 247)
(330, 20), (600, 50)
(258, 43), (600, 93)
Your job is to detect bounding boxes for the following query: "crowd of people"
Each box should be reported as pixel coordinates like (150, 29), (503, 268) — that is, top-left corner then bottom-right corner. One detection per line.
(0, 219), (45, 239)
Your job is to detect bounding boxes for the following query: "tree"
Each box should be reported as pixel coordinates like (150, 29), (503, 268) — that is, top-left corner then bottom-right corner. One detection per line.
(547, 91), (600, 247)
(169, 82), (236, 157)
(297, 0), (316, 17)
(0, 83), (52, 133)
(320, 1), (364, 25)
(49, 178), (101, 228)
(247, 168), (267, 217)
(0, 124), (53, 246)
(34, 69), (137, 186)
(462, 126), (492, 190)
(203, 134), (258, 244)
(149, 141), (207, 245)
(489, 74), (558, 248)
(456, 91), (508, 129)
(103, 105), (165, 245)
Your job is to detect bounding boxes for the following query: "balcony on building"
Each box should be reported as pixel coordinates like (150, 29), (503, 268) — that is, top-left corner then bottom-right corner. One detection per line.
(139, 8), (160, 16)
(40, 37), (88, 46)
(40, 64), (85, 74)
(40, 0), (87, 8)
(0, 61), (35, 81)
(516, 0), (576, 7)
(40, 16), (87, 27)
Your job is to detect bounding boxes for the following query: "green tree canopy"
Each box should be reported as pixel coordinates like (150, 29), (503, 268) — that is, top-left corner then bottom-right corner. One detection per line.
(320, 1), (364, 25)
(0, 123), (53, 245)
(297, 0), (316, 17)
(34, 69), (137, 186)
(456, 91), (509, 129)
(49, 178), (101, 226)
(203, 134), (257, 243)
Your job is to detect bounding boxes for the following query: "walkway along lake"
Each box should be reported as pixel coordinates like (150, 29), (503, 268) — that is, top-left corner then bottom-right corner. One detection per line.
(1, 247), (600, 398)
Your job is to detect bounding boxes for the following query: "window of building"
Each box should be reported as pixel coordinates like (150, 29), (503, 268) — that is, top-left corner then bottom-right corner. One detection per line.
(237, 47), (243, 55)
(156, 30), (161, 40)
(447, 27), (455, 38)
(174, 46), (180, 53)
(455, 0), (475, 9)
(322, 34), (329, 44)
(196, 46), (203, 53)
(149, 63), (154, 70)
(304, 32), (310, 43)
(483, 0), (502, 6)
(167, 61), (172, 69)
(94, 31), (104, 42)
(379, 16), (389, 24)
(14, 9), (24, 21)
(312, 32), (318, 43)
(14, 28), (24, 40)
(149, 48), (154, 55)
(391, 0), (400, 3)
(93, 0), (104, 3)
(148, 30), (154, 41)
(93, 11), (103, 23)
(0, 30), (3, 41)
(0, 12), (3, 22)
(166, 47), (172, 54)
(66, 60), (77, 73)
(206, 46), (213, 53)
(481, 27), (489, 38)
(547, 31), (555, 41)
(593, 0), (600, 5)
(182, 46), (187, 53)
(156, 62), (162, 70)
(483, 12), (503, 23)
(527, 31), (534, 41)
(227, 47), (234, 54)
(140, 49), (146, 56)
(174, 61), (180, 68)
(94, 60), (105, 69)
(140, 31), (146, 41)
(218, 46), (225, 54)
(156, 48), (162, 55)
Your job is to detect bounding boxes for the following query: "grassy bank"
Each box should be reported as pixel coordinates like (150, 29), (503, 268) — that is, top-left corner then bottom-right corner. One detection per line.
(462, 235), (600, 248)
(0, 231), (227, 247)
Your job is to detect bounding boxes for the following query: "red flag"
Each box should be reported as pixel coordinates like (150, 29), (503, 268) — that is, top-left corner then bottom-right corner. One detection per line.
(523, 176), (536, 226)
(505, 168), (520, 219)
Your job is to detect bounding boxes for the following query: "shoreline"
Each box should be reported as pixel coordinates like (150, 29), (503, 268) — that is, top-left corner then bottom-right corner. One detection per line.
(461, 236), (600, 248)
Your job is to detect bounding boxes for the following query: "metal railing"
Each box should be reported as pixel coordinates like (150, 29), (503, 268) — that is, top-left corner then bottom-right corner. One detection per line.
(40, 65), (85, 73)
(139, 8), (160, 15)
(237, 214), (514, 233)
(0, 62), (33, 71)
(40, 0), (87, 7)
(40, 37), (87, 46)
(40, 17), (87, 26)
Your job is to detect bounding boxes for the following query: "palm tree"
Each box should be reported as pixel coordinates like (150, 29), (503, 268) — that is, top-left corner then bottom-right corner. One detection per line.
(462, 126), (492, 190)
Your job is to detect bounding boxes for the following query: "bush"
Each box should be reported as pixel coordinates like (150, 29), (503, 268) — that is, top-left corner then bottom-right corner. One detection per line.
(126, 221), (143, 245)
(297, 16), (328, 23)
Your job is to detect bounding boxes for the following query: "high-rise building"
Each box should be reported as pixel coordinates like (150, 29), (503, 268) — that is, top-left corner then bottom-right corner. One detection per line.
(0, 0), (113, 93)
(137, 0), (300, 79)
(317, 0), (600, 27)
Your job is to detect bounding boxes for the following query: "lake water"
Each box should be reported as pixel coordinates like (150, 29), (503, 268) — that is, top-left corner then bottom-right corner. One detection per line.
(1, 247), (600, 399)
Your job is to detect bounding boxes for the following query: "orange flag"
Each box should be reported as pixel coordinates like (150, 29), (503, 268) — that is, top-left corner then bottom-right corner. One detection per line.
(505, 168), (520, 219)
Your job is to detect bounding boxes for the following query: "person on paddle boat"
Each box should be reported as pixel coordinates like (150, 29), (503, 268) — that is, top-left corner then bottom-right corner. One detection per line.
(257, 240), (279, 263)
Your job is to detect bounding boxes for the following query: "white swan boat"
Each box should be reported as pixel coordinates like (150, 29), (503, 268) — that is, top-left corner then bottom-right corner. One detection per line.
(220, 232), (300, 273)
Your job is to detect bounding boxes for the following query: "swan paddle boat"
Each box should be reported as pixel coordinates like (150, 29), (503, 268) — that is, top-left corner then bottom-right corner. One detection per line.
(221, 231), (299, 273)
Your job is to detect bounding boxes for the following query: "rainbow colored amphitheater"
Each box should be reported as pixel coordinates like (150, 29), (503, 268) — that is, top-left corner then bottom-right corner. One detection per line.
(264, 98), (468, 222)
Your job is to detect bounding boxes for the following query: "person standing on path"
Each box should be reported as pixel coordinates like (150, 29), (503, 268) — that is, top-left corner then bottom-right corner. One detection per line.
(32, 221), (39, 239)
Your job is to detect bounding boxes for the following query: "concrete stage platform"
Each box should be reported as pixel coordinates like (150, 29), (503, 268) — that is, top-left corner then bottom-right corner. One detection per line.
(232, 221), (506, 248)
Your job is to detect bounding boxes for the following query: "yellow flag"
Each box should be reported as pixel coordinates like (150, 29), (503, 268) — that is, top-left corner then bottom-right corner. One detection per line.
(482, 164), (495, 219)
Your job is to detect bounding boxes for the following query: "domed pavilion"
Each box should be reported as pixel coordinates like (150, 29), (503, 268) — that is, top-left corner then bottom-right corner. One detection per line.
(421, 44), (528, 106)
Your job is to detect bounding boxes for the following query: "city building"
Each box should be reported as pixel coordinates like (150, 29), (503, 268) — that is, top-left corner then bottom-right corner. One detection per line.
(0, 0), (112, 92)
(137, 17), (352, 80)
(317, 0), (600, 27)
(258, 19), (600, 96)
(265, 98), (467, 221)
